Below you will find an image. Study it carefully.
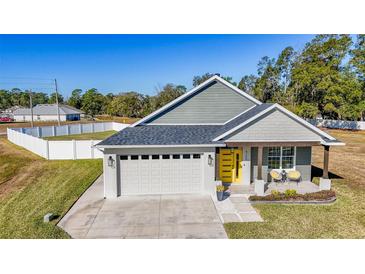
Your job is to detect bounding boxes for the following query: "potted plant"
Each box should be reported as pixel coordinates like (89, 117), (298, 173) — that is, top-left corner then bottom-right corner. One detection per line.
(216, 185), (225, 201)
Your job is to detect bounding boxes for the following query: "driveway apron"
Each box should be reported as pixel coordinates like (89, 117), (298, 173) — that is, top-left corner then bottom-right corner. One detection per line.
(58, 176), (227, 239)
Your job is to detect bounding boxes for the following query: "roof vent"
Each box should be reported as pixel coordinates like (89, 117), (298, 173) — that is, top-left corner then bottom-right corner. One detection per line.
(215, 73), (221, 77)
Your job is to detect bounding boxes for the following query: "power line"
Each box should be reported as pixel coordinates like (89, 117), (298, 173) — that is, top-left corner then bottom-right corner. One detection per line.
(0, 76), (54, 81)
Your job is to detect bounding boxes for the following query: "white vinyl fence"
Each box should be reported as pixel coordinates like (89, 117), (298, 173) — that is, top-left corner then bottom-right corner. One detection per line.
(7, 122), (128, 160)
(307, 118), (365, 130)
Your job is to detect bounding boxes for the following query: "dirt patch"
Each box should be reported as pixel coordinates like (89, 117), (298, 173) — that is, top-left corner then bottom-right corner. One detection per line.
(313, 129), (365, 190)
(0, 161), (46, 199)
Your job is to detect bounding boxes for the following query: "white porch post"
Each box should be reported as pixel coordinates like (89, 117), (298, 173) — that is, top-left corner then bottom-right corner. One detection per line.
(241, 146), (251, 186)
(320, 145), (331, 190)
(254, 146), (265, 196)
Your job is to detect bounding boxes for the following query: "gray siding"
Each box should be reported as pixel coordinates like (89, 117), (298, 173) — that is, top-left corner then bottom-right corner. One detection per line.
(227, 109), (322, 141)
(147, 81), (256, 124)
(250, 146), (312, 182)
(295, 147), (312, 181)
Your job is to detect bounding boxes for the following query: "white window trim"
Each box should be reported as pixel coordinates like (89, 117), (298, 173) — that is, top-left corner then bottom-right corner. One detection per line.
(268, 146), (296, 171)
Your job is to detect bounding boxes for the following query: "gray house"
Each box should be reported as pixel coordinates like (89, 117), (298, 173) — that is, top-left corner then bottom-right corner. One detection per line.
(96, 75), (343, 198)
(13, 104), (84, 122)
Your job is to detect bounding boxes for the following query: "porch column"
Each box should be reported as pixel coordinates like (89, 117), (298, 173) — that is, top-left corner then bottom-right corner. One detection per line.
(323, 145), (329, 179)
(320, 145), (331, 190)
(254, 146), (265, 196)
(257, 146), (263, 180)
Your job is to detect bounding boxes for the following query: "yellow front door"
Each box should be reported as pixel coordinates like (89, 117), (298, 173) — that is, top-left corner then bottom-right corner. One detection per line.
(219, 148), (242, 183)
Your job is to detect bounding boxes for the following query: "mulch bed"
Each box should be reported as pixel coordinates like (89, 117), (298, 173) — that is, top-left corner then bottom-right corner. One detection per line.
(249, 190), (337, 204)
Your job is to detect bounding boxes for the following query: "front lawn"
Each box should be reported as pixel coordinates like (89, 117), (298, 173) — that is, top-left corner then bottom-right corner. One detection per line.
(0, 137), (102, 238)
(224, 129), (365, 238)
(43, 130), (117, 141)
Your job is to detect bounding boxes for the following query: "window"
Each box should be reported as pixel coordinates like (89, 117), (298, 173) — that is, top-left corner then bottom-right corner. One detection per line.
(162, 155), (170, 159)
(193, 154), (201, 159)
(268, 147), (281, 169)
(282, 147), (295, 169)
(141, 155), (149, 160)
(183, 154), (191, 159)
(131, 155), (139, 160)
(173, 154), (180, 159)
(120, 155), (128, 160)
(268, 147), (295, 170)
(152, 155), (159, 160)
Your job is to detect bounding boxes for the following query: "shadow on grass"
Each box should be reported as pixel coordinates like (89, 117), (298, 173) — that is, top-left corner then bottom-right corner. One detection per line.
(311, 165), (343, 180)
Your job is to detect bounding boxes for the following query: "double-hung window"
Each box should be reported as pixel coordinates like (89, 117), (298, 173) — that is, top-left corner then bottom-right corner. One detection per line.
(268, 147), (295, 170)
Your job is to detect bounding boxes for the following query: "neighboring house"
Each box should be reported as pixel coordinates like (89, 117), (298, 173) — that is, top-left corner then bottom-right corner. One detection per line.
(96, 75), (343, 198)
(1, 106), (21, 118)
(13, 104), (84, 122)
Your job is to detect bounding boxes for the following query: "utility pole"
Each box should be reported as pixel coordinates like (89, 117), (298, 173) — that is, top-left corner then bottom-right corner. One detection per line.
(54, 78), (61, 126)
(29, 89), (34, 128)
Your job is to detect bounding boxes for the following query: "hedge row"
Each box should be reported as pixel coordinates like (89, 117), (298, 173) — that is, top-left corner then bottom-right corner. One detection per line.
(249, 190), (336, 201)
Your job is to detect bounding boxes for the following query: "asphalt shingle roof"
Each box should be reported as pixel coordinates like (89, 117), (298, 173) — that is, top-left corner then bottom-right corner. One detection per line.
(97, 104), (274, 146)
(13, 104), (84, 115)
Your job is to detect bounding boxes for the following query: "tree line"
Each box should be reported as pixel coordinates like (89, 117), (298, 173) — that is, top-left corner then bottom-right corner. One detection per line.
(0, 84), (187, 119)
(1, 35), (364, 121)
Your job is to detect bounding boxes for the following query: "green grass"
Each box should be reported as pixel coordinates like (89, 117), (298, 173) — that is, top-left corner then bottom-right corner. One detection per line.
(225, 181), (365, 238)
(0, 137), (40, 185)
(224, 129), (365, 238)
(43, 130), (117, 141)
(0, 137), (102, 238)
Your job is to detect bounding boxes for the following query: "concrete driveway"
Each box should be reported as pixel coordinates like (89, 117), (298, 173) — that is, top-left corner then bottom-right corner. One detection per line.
(58, 176), (227, 239)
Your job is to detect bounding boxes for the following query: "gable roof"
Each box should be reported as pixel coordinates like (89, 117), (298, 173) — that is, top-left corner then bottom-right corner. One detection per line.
(97, 125), (225, 147)
(97, 103), (340, 147)
(213, 103), (336, 141)
(13, 104), (84, 115)
(98, 104), (272, 147)
(132, 75), (262, 127)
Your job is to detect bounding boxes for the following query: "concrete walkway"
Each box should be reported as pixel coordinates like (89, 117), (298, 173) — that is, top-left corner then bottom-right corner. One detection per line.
(58, 176), (227, 239)
(213, 194), (263, 223)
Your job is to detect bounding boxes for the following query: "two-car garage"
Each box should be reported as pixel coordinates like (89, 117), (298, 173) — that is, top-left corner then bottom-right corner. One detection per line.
(119, 153), (204, 195)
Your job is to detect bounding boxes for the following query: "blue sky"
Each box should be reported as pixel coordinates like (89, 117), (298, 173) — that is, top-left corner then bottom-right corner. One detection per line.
(0, 35), (315, 97)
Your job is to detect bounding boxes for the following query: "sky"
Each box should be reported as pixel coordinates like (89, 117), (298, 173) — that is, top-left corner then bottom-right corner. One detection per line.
(0, 34), (315, 97)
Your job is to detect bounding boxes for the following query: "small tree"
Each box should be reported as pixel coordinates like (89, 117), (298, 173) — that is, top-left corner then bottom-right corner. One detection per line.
(67, 89), (83, 109)
(81, 88), (105, 117)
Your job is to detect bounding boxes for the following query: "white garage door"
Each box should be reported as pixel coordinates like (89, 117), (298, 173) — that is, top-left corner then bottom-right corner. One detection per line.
(120, 153), (203, 195)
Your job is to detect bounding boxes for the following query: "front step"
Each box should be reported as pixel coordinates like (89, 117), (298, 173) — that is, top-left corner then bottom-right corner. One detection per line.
(224, 184), (255, 195)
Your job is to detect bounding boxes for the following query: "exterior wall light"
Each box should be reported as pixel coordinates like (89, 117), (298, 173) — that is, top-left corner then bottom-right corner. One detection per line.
(108, 156), (115, 168)
(208, 155), (213, 166)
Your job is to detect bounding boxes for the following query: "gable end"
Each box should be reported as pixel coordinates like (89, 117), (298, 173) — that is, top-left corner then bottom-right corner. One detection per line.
(145, 81), (257, 125)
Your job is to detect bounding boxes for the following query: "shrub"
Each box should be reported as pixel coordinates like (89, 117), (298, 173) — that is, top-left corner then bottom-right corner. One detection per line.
(271, 190), (281, 197)
(216, 185), (225, 192)
(284, 189), (297, 197)
(249, 190), (336, 202)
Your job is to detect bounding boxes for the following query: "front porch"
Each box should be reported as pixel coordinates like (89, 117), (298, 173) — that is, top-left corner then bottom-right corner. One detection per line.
(216, 141), (334, 197)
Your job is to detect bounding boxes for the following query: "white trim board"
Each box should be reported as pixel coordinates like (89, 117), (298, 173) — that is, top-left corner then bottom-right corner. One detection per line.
(213, 103), (336, 141)
(95, 144), (226, 148)
(223, 105), (256, 125)
(132, 75), (262, 127)
(144, 123), (224, 125)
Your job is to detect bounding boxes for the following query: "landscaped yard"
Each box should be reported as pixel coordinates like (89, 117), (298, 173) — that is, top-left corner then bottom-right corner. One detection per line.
(0, 136), (102, 238)
(43, 130), (117, 141)
(225, 129), (365, 238)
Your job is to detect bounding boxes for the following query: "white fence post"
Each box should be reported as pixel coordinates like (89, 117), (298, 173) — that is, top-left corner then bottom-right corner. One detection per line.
(92, 123), (95, 133)
(37, 127), (41, 137)
(79, 124), (82, 134)
(67, 125), (70, 136)
(52, 126), (56, 136)
(91, 140), (94, 159)
(73, 140), (76, 160)
(46, 140), (50, 159)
